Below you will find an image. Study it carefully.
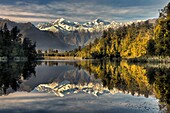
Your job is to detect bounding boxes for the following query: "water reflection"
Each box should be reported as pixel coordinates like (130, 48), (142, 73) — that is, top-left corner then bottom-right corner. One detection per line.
(0, 60), (169, 111)
(80, 60), (152, 97)
(146, 67), (170, 109)
(0, 62), (36, 95)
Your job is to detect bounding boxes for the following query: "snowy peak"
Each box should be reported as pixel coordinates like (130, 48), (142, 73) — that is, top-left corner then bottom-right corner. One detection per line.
(83, 18), (110, 27)
(37, 18), (83, 33)
(93, 18), (105, 23)
(92, 18), (110, 25)
(36, 18), (118, 33)
(36, 22), (53, 29)
(54, 18), (65, 24)
(53, 18), (79, 26)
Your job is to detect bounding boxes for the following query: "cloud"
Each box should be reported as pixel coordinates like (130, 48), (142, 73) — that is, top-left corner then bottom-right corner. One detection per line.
(0, 16), (55, 23)
(0, 0), (169, 23)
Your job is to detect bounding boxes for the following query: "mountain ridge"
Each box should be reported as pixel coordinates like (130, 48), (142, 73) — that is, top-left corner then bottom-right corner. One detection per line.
(37, 18), (136, 33)
(36, 18), (139, 47)
(0, 18), (156, 51)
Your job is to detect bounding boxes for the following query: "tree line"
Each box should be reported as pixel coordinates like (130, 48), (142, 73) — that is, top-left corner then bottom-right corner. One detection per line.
(0, 23), (37, 61)
(64, 2), (170, 59)
(147, 2), (170, 56)
(75, 21), (154, 59)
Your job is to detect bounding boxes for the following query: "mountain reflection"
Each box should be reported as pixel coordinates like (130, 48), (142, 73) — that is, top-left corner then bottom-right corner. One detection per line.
(80, 60), (152, 97)
(0, 60), (169, 111)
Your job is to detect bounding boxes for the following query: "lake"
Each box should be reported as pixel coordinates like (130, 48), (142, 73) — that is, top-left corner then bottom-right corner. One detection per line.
(0, 60), (169, 113)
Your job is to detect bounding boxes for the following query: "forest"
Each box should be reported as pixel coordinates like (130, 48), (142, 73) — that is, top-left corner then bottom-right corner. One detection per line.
(62, 2), (170, 59)
(0, 23), (37, 61)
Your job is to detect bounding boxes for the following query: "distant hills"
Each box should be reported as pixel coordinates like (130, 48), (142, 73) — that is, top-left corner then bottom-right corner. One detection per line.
(0, 18), (156, 51)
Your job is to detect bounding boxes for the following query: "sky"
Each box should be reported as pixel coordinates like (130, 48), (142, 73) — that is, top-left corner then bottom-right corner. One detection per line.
(0, 0), (169, 24)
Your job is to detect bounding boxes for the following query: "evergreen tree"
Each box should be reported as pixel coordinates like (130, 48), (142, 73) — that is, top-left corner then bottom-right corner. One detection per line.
(0, 23), (37, 60)
(153, 2), (170, 56)
(11, 26), (20, 41)
(23, 38), (36, 60)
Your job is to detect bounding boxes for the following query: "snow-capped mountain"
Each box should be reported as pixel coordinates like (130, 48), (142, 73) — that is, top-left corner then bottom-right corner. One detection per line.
(83, 18), (110, 28)
(37, 18), (122, 33)
(36, 18), (131, 47)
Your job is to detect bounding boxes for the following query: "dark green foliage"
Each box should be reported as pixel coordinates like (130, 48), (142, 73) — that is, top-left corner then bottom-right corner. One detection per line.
(102, 30), (107, 38)
(11, 26), (20, 41)
(147, 2), (170, 57)
(0, 23), (37, 60)
(147, 67), (170, 104)
(159, 2), (170, 18)
(0, 62), (36, 95)
(23, 38), (37, 60)
(147, 39), (156, 56)
(155, 19), (170, 56)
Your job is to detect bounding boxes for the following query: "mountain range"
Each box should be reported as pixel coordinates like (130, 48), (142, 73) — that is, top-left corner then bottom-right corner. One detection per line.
(37, 18), (136, 48)
(0, 18), (151, 51)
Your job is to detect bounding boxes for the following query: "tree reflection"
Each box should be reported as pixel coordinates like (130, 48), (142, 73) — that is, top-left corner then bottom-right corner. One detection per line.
(76, 60), (170, 111)
(1, 60), (169, 112)
(78, 60), (151, 97)
(0, 62), (36, 95)
(147, 67), (170, 111)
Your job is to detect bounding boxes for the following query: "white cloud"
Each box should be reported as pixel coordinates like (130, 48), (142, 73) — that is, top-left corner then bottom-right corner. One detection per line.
(0, 1), (167, 23)
(0, 15), (55, 23)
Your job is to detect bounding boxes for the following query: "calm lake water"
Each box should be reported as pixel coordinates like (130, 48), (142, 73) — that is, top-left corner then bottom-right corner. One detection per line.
(0, 60), (169, 113)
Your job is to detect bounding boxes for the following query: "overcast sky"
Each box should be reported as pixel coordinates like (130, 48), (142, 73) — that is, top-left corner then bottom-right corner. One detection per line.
(0, 0), (169, 23)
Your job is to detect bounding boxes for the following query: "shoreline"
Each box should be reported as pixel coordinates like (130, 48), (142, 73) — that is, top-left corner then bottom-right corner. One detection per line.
(42, 56), (170, 63)
(126, 56), (170, 63)
(39, 56), (83, 60)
